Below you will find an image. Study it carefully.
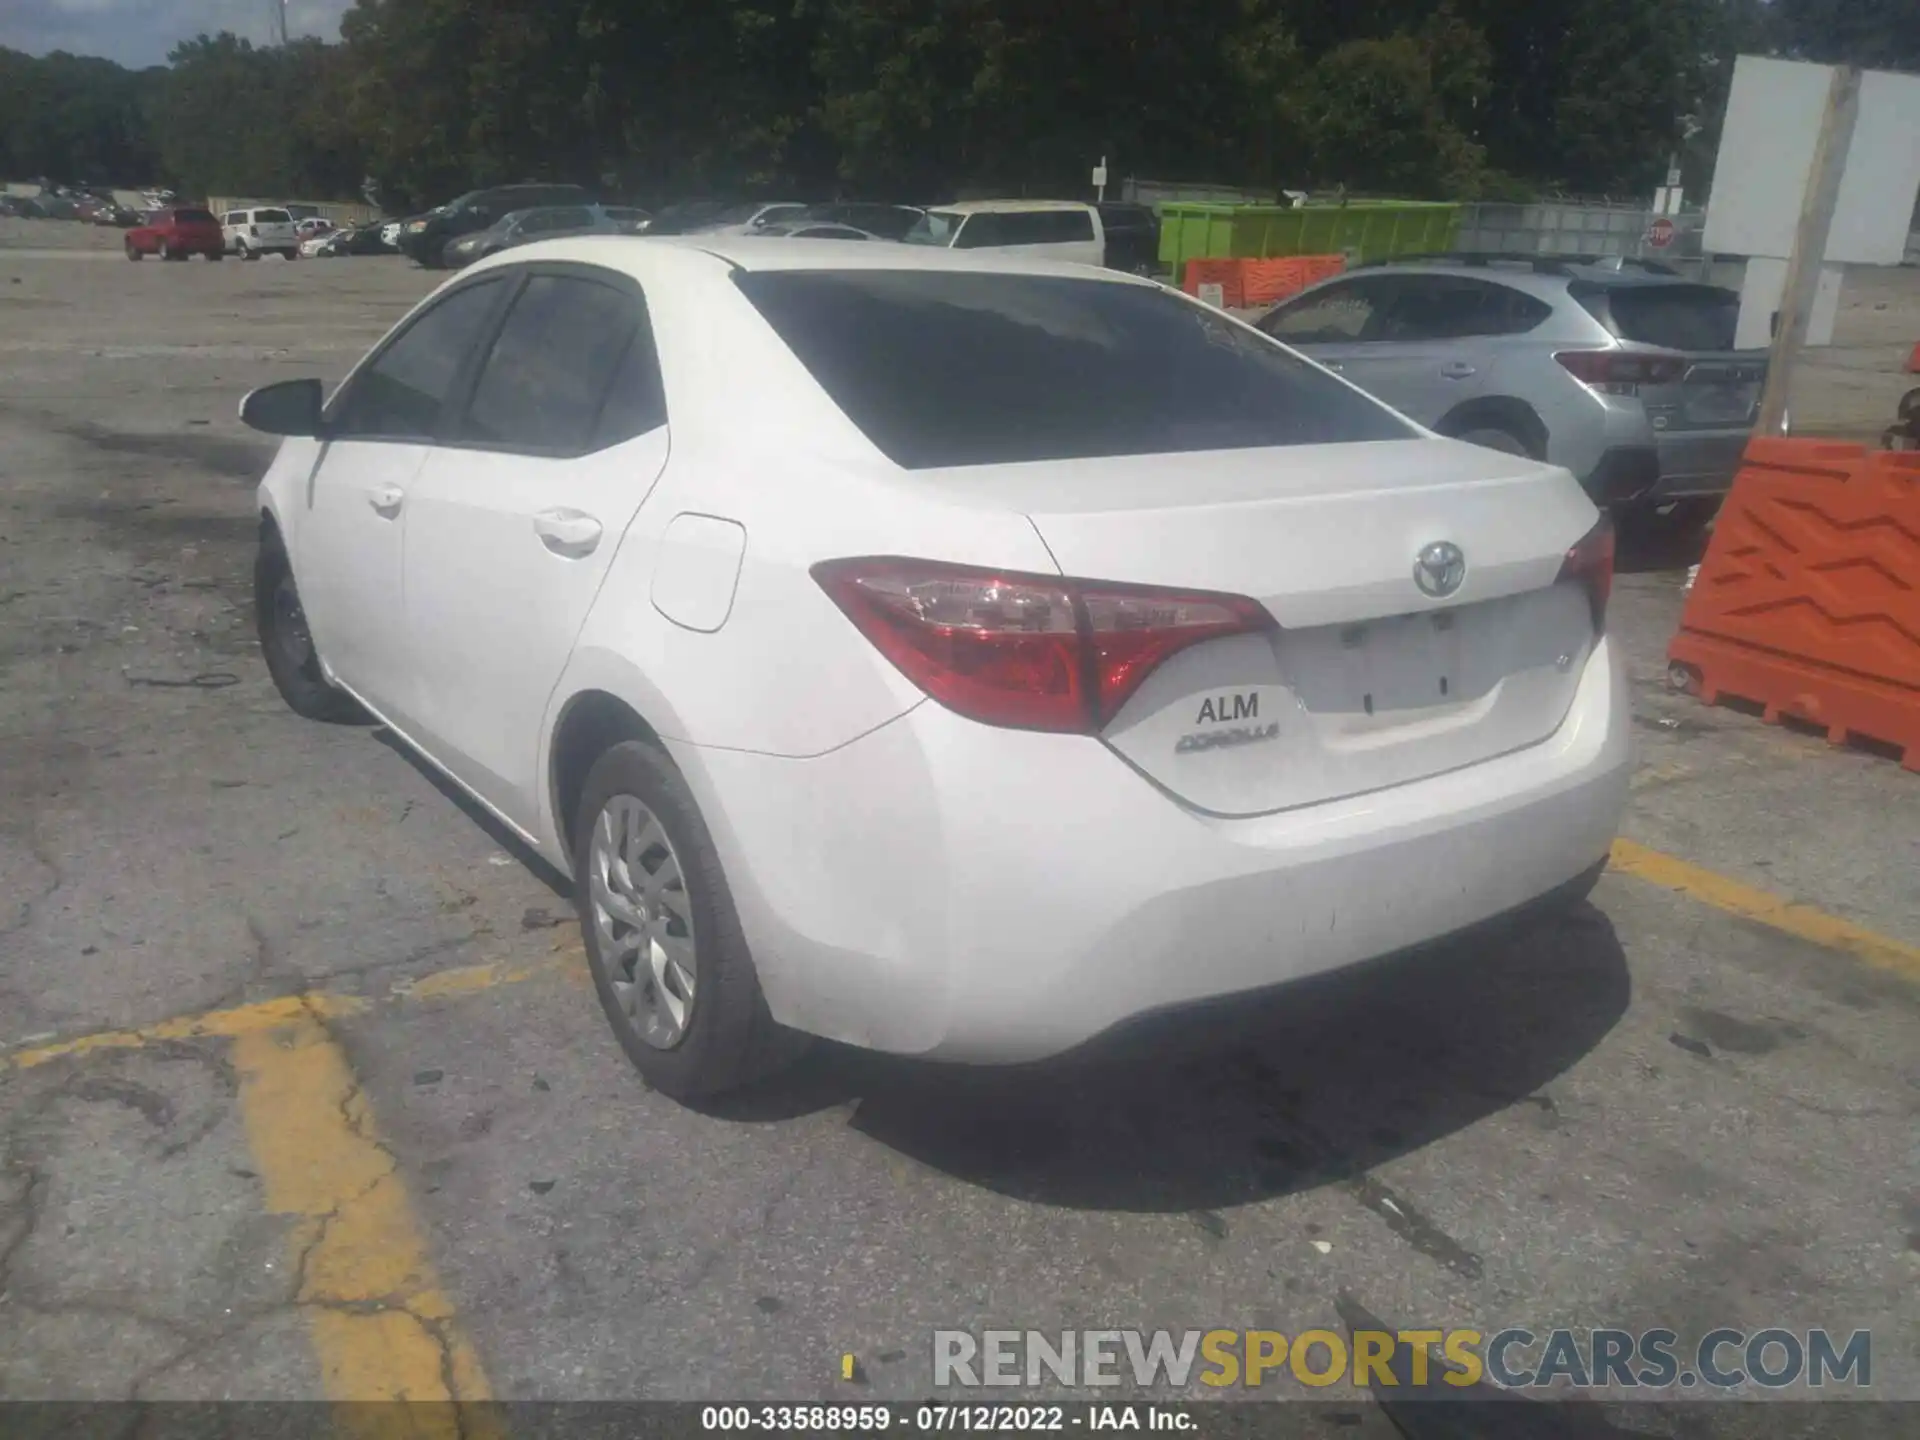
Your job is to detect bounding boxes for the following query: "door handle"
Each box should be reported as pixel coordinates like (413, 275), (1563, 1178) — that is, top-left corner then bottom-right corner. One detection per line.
(533, 507), (603, 558)
(1440, 361), (1477, 379)
(367, 484), (405, 517)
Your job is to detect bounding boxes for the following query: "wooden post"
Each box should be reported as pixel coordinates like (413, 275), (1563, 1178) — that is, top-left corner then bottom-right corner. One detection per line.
(1756, 65), (1862, 435)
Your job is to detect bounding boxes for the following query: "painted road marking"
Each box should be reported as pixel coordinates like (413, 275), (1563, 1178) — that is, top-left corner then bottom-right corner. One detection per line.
(6, 946), (581, 1070)
(1608, 838), (1920, 983)
(233, 1004), (494, 1412)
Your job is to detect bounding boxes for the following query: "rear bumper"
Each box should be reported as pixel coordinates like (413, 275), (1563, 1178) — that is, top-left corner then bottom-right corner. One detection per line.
(673, 635), (1632, 1063)
(1647, 429), (1750, 499)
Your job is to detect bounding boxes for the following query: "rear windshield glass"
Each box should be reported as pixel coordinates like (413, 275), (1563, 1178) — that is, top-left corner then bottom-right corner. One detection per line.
(1579, 283), (1739, 351)
(254, 208), (292, 224)
(733, 270), (1413, 468)
(174, 208), (215, 224)
(903, 212), (964, 247)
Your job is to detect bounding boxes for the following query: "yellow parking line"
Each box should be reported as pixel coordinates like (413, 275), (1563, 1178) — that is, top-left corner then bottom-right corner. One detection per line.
(233, 1006), (493, 1415)
(5, 945), (580, 1071)
(1608, 838), (1920, 982)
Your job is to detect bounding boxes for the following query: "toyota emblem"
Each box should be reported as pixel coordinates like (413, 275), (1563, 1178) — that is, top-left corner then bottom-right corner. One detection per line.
(1413, 541), (1466, 598)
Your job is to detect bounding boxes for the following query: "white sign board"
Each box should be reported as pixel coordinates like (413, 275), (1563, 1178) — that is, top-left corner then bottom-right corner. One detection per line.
(1733, 258), (1843, 350)
(1704, 56), (1920, 265)
(1197, 282), (1225, 310)
(1091, 164), (1108, 190)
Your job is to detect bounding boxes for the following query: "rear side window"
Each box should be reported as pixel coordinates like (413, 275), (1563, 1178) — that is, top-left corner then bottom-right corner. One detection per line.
(1577, 283), (1739, 351)
(332, 278), (505, 440)
(255, 208), (291, 224)
(174, 208), (215, 224)
(905, 211), (964, 247)
(462, 273), (654, 453)
(1377, 276), (1552, 341)
(734, 270), (1412, 469)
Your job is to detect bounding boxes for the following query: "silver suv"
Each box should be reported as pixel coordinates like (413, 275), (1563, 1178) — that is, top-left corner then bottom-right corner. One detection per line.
(1255, 257), (1765, 521)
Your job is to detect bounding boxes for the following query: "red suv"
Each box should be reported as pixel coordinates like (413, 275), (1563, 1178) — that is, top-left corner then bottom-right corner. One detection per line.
(125, 206), (225, 262)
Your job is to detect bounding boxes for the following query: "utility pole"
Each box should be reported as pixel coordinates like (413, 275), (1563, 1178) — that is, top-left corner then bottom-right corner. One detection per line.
(271, 0), (289, 46)
(1756, 65), (1861, 435)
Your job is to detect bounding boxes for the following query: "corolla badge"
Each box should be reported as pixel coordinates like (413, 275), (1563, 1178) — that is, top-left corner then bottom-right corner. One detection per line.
(1413, 541), (1467, 598)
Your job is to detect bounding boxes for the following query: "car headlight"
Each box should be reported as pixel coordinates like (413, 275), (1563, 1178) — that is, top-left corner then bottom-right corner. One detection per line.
(407, 220), (426, 232)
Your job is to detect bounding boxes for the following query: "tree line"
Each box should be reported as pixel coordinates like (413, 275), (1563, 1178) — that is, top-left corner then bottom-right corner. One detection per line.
(1, 0), (1914, 215)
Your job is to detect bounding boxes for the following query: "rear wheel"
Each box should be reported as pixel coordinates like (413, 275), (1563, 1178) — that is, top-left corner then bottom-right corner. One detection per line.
(239, 242), (258, 261)
(573, 740), (805, 1099)
(124, 239), (141, 261)
(254, 539), (361, 723)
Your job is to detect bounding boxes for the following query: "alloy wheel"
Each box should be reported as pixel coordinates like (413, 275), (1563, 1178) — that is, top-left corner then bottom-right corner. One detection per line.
(588, 795), (697, 1050)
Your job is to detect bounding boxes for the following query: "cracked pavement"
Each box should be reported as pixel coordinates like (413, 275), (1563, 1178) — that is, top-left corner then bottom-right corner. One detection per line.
(0, 219), (1916, 1415)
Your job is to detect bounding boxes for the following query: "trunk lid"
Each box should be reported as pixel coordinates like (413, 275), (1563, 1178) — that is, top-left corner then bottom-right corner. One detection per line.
(1577, 279), (1767, 431)
(929, 437), (1601, 815)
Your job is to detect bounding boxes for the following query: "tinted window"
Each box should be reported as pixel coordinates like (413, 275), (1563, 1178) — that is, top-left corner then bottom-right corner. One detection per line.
(1377, 276), (1548, 341)
(174, 208), (216, 224)
(1260, 279), (1387, 343)
(254, 208), (292, 224)
(1579, 283), (1739, 351)
(333, 279), (505, 440)
(462, 274), (642, 453)
(593, 311), (669, 449)
(518, 208), (592, 235)
(1042, 210), (1095, 242)
(735, 270), (1411, 469)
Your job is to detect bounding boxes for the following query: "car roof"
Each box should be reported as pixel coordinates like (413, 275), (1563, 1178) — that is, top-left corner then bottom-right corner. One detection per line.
(925, 199), (1095, 215)
(463, 232), (1157, 282)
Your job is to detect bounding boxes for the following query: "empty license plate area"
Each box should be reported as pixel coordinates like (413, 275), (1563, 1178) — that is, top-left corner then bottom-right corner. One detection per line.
(1683, 383), (1757, 426)
(1281, 608), (1479, 744)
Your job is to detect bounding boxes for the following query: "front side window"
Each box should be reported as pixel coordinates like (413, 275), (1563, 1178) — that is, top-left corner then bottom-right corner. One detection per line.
(330, 279), (505, 441)
(903, 211), (965, 247)
(1259, 279), (1388, 344)
(461, 274), (649, 453)
(734, 269), (1412, 469)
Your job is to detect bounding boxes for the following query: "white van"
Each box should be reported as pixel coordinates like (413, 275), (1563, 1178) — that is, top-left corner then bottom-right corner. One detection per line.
(222, 206), (299, 260)
(903, 200), (1105, 266)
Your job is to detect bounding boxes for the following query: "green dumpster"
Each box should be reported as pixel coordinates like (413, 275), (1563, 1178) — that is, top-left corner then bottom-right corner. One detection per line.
(1157, 201), (1461, 277)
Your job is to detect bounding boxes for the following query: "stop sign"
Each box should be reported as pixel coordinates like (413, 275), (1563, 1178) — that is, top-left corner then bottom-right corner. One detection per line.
(1647, 217), (1676, 249)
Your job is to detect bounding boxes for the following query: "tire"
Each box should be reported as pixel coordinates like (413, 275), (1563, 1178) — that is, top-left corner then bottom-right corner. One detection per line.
(572, 740), (806, 1099)
(1452, 426), (1532, 457)
(240, 243), (258, 261)
(158, 240), (174, 261)
(254, 539), (361, 723)
(125, 240), (141, 261)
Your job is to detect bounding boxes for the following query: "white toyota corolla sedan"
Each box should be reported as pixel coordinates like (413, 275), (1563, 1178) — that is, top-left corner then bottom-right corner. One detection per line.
(241, 236), (1631, 1098)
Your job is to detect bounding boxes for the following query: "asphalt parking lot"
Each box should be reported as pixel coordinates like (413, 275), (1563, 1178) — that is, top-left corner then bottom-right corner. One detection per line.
(1, 219), (1916, 1425)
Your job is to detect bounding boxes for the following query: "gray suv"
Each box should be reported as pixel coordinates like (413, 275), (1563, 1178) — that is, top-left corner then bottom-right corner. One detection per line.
(1255, 257), (1766, 522)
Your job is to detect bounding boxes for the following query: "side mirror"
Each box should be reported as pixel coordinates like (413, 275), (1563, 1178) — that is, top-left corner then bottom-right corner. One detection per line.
(240, 378), (325, 438)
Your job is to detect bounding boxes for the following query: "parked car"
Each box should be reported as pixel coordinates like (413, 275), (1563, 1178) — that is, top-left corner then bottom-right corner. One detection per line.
(643, 200), (809, 236)
(750, 222), (881, 241)
(238, 235), (1627, 1099)
(1097, 202), (1162, 274)
(316, 222), (395, 257)
(1254, 256), (1763, 526)
(91, 203), (143, 228)
(903, 200), (1106, 266)
(398, 183), (595, 267)
(298, 221), (338, 258)
(796, 202), (925, 240)
(441, 204), (639, 268)
(125, 206), (225, 261)
(222, 206), (300, 260)
(0, 195), (45, 218)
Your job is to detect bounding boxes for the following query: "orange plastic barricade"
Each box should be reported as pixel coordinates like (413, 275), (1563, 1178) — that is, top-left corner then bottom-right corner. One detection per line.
(1239, 254), (1348, 308)
(1667, 438), (1920, 770)
(1182, 259), (1245, 309)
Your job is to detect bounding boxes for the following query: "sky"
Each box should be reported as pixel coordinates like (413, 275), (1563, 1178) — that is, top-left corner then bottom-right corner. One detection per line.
(0, 0), (355, 69)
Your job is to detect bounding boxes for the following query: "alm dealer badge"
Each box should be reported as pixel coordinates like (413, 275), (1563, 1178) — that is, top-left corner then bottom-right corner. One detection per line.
(1176, 691), (1280, 754)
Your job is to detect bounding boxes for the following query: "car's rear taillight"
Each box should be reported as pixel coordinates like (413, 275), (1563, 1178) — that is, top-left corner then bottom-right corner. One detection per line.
(1554, 350), (1685, 394)
(812, 558), (1273, 733)
(1556, 514), (1616, 633)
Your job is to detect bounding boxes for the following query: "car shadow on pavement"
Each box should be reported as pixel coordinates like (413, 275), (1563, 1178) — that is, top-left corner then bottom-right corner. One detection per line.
(372, 727), (573, 896)
(701, 903), (1631, 1215)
